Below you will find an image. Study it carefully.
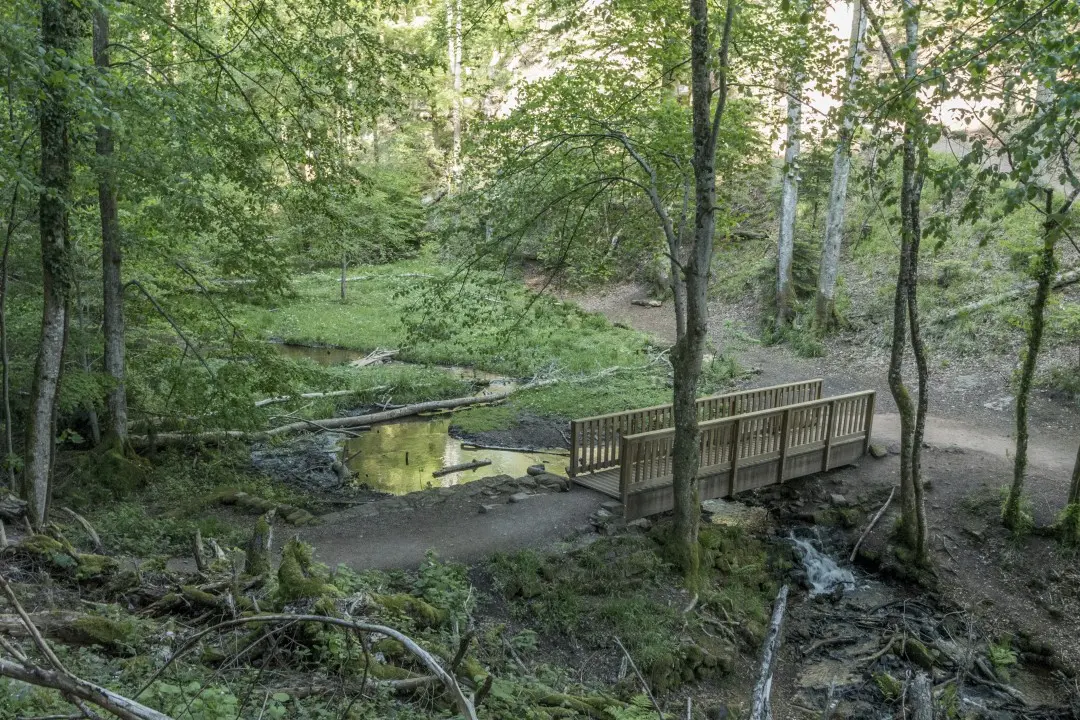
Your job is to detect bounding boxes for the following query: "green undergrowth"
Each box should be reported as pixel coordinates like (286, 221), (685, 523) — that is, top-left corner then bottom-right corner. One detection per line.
(58, 442), (307, 556)
(489, 523), (783, 695)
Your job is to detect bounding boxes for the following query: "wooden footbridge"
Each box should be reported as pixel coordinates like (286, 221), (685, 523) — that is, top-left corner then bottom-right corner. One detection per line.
(568, 380), (875, 520)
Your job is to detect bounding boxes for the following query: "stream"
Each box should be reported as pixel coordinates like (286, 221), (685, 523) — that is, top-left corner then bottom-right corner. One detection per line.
(273, 343), (567, 495)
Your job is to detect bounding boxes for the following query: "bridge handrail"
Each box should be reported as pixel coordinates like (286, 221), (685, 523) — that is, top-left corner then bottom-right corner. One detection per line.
(569, 379), (823, 477)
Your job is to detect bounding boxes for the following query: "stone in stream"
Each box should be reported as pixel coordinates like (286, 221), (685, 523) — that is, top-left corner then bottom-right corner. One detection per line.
(526, 464), (546, 476)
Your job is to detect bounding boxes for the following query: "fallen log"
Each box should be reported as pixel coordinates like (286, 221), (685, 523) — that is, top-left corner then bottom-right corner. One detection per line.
(461, 442), (570, 456)
(130, 379), (557, 448)
(433, 459), (492, 478)
(349, 348), (398, 368)
(750, 584), (789, 720)
(253, 389), (360, 408)
(933, 266), (1080, 323)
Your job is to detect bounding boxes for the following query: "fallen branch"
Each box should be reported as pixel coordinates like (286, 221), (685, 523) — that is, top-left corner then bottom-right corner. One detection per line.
(136, 614), (477, 720)
(253, 389), (359, 408)
(849, 486), (896, 562)
(461, 442), (570, 457)
(432, 460), (492, 478)
(614, 637), (662, 719)
(750, 584), (789, 720)
(130, 379), (558, 448)
(343, 273), (434, 282)
(60, 508), (103, 554)
(0, 658), (172, 720)
(933, 266), (1080, 323)
(349, 348), (398, 368)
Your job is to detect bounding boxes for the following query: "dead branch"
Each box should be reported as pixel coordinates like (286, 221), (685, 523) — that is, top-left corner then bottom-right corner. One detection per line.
(348, 348), (398, 368)
(849, 486), (896, 562)
(60, 508), (103, 554)
(130, 378), (559, 448)
(0, 658), (172, 720)
(253, 389), (360, 408)
(433, 460), (492, 478)
(614, 637), (662, 719)
(933, 266), (1080, 323)
(750, 584), (789, 720)
(461, 442), (570, 456)
(136, 614), (477, 720)
(343, 273), (434, 282)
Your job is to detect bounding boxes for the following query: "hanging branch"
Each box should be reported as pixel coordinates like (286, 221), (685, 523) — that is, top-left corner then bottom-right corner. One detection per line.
(123, 280), (214, 377)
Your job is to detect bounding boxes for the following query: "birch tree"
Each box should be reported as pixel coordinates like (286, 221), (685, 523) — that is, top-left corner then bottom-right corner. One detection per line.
(814, 1), (867, 333)
(775, 53), (803, 326)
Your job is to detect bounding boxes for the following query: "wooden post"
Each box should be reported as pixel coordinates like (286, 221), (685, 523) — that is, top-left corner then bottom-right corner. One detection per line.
(729, 417), (741, 497)
(862, 391), (876, 456)
(821, 400), (837, 472)
(569, 421), (578, 478)
(620, 436), (632, 507)
(777, 407), (790, 484)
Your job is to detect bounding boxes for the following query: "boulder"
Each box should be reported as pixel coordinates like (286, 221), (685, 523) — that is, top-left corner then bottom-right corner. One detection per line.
(526, 464), (546, 476)
(869, 443), (888, 459)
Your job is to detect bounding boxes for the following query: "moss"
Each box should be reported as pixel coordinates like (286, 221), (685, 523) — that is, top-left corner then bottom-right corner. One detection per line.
(1057, 503), (1080, 546)
(874, 671), (902, 700)
(20, 534), (65, 557)
(74, 553), (118, 581)
(277, 538), (340, 603)
(245, 515), (272, 577)
(372, 638), (406, 659)
(365, 661), (415, 680)
(896, 637), (936, 670)
(68, 615), (137, 650)
(181, 585), (223, 608)
(371, 593), (447, 627)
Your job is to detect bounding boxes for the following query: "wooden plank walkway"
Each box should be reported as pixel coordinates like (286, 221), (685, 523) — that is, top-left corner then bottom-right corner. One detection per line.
(568, 381), (875, 520)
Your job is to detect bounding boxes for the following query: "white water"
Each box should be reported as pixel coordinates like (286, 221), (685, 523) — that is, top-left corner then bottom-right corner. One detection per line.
(790, 535), (856, 596)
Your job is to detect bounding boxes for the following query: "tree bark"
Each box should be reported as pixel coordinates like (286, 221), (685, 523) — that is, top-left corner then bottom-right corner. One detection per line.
(94, 8), (127, 444)
(1, 189), (17, 488)
(1004, 190), (1057, 531)
(776, 69), (802, 326)
(815, 1), (867, 332)
(446, 0), (463, 190)
(670, 0), (735, 578)
(23, 0), (79, 528)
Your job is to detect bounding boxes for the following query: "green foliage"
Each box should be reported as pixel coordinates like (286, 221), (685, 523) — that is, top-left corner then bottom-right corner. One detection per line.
(415, 551), (473, 627)
(1058, 503), (1080, 547)
(989, 639), (1018, 670)
(874, 671), (902, 701)
(277, 538), (341, 604)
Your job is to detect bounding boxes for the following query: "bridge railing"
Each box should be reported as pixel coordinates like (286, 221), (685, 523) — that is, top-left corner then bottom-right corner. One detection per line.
(617, 390), (875, 518)
(568, 379), (823, 477)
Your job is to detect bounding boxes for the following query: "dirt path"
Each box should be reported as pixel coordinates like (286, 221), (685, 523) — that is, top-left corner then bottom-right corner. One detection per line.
(301, 484), (607, 570)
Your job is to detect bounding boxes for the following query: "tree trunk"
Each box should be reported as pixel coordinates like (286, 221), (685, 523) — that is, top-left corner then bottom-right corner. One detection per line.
(1003, 189), (1057, 531)
(22, 0), (79, 528)
(340, 252), (347, 300)
(776, 71), (802, 326)
(815, 1), (867, 332)
(670, 0), (735, 579)
(1, 190), (17, 487)
(94, 8), (128, 444)
(906, 167), (929, 562)
(446, 0), (463, 190)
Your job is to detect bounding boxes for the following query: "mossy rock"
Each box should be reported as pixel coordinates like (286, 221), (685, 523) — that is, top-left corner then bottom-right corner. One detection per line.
(896, 637), (936, 670)
(20, 534), (66, 558)
(366, 661), (416, 680)
(18, 535), (117, 581)
(246, 515), (273, 577)
(371, 593), (447, 627)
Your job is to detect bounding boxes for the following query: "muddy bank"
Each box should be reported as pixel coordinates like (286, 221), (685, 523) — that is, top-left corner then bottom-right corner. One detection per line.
(450, 411), (572, 451)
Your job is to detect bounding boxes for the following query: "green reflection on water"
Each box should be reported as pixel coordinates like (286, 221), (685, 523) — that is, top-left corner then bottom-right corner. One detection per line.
(341, 418), (568, 495)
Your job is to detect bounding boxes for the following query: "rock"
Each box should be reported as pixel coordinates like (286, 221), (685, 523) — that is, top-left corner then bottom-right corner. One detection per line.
(869, 443), (888, 459)
(536, 473), (570, 491)
(627, 518), (652, 531)
(516, 476), (538, 489)
(526, 464), (546, 476)
(887, 443), (901, 455)
(601, 500), (623, 513)
(631, 298), (663, 307)
(478, 504), (498, 514)
(508, 492), (532, 503)
(593, 508), (613, 519)
(829, 493), (850, 507)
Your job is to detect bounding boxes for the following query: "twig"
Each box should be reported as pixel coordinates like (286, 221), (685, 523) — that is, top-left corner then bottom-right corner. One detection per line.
(857, 635), (896, 665)
(614, 637), (662, 719)
(849, 486), (896, 562)
(135, 613), (478, 720)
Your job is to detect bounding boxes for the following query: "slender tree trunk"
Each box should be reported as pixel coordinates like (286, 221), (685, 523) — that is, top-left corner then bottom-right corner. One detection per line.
(1004, 190), (1057, 530)
(670, 0), (735, 579)
(906, 171), (929, 561)
(76, 285), (101, 446)
(446, 0), (463, 190)
(94, 8), (127, 444)
(776, 75), (802, 326)
(23, 0), (79, 528)
(340, 253), (347, 300)
(815, 1), (867, 332)
(1, 190), (16, 487)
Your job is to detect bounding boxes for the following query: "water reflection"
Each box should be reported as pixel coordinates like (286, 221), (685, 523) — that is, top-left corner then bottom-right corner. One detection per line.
(340, 418), (567, 495)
